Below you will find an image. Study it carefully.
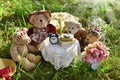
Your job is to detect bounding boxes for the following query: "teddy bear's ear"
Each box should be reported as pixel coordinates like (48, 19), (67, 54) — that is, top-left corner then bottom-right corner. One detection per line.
(42, 10), (51, 22)
(26, 11), (38, 24)
(29, 15), (36, 25)
(64, 21), (70, 27)
(76, 22), (82, 28)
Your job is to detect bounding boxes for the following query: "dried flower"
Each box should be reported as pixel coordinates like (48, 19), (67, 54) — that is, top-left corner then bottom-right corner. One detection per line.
(82, 41), (109, 64)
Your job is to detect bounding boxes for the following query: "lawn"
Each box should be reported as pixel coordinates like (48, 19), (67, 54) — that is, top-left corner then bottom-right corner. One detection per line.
(0, 0), (120, 80)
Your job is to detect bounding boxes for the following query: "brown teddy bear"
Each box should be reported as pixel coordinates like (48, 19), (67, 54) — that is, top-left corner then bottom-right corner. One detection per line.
(27, 10), (56, 52)
(64, 21), (87, 52)
(10, 28), (42, 71)
(85, 30), (101, 45)
(88, 25), (105, 41)
(88, 18), (106, 41)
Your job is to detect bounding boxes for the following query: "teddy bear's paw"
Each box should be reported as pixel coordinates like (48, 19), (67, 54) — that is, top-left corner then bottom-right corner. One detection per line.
(21, 58), (36, 71)
(27, 44), (38, 52)
(33, 55), (42, 64)
(26, 53), (35, 61)
(26, 54), (42, 64)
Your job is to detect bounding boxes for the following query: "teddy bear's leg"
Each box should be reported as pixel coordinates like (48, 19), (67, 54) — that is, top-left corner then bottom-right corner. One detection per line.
(26, 53), (42, 64)
(21, 58), (36, 71)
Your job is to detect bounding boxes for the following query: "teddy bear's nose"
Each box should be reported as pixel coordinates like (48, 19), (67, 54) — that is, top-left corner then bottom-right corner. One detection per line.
(86, 39), (89, 41)
(40, 20), (42, 22)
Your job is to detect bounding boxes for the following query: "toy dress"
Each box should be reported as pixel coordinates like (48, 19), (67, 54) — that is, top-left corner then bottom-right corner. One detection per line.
(29, 28), (48, 44)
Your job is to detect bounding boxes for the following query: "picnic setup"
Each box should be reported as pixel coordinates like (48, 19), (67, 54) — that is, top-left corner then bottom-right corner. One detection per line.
(0, 0), (120, 80)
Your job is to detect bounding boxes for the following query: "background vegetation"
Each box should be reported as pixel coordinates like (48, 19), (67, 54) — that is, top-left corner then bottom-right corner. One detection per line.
(0, 0), (120, 80)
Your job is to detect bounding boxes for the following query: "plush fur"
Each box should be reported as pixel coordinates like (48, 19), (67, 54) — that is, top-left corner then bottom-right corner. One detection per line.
(27, 10), (56, 52)
(85, 30), (100, 44)
(10, 28), (42, 71)
(64, 21), (87, 52)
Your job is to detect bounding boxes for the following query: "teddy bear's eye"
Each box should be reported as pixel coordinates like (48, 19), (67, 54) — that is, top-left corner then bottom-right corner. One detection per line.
(90, 35), (92, 37)
(72, 27), (74, 29)
(86, 38), (89, 41)
(39, 19), (43, 22)
(88, 35), (92, 38)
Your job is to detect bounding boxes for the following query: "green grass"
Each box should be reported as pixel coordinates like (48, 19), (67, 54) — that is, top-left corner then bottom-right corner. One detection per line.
(0, 0), (120, 80)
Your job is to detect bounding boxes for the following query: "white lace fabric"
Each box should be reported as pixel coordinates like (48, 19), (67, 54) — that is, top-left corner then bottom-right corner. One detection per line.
(39, 38), (81, 70)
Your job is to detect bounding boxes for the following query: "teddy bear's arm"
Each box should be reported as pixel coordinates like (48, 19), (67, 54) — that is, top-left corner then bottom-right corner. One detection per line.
(47, 24), (56, 34)
(10, 44), (21, 62)
(27, 27), (34, 36)
(81, 30), (87, 40)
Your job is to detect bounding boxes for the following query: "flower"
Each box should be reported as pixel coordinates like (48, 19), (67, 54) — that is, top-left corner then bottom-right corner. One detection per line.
(82, 41), (109, 64)
(96, 41), (108, 50)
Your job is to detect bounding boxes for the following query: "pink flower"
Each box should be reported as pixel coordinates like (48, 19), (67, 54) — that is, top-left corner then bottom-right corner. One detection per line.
(96, 42), (108, 50)
(83, 41), (109, 64)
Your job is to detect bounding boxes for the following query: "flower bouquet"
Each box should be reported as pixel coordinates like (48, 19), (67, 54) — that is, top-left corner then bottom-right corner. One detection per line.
(82, 41), (109, 70)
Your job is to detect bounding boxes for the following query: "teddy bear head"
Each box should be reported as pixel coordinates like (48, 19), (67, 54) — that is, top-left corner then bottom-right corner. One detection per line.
(13, 28), (31, 45)
(27, 10), (51, 28)
(85, 30), (100, 44)
(64, 21), (82, 34)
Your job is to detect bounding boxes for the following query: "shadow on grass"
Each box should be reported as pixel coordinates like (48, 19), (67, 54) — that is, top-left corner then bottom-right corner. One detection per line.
(0, 42), (12, 59)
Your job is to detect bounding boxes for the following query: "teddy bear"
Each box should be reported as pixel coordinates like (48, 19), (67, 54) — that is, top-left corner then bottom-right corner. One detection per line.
(88, 18), (106, 41)
(27, 10), (56, 52)
(85, 29), (101, 45)
(10, 28), (42, 71)
(64, 21), (87, 52)
(88, 25), (105, 41)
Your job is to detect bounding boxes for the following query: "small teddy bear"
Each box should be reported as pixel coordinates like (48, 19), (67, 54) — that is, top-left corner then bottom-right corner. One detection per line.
(10, 28), (42, 71)
(88, 18), (106, 41)
(27, 10), (56, 52)
(64, 21), (87, 52)
(85, 30), (101, 45)
(88, 25), (105, 41)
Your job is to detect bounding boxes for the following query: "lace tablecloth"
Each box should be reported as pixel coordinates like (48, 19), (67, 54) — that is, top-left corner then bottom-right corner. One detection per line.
(39, 38), (81, 70)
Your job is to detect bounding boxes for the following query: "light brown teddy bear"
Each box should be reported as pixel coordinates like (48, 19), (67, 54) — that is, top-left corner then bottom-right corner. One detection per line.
(27, 10), (56, 52)
(84, 29), (101, 46)
(64, 21), (87, 52)
(10, 28), (42, 71)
